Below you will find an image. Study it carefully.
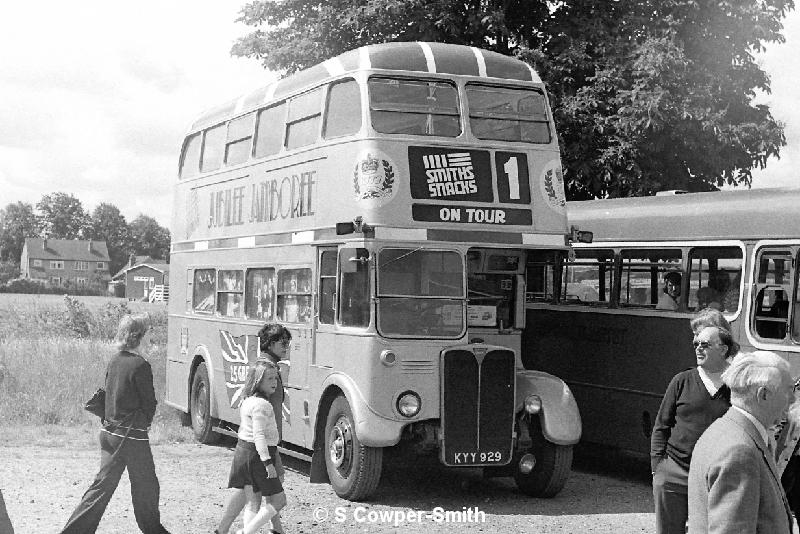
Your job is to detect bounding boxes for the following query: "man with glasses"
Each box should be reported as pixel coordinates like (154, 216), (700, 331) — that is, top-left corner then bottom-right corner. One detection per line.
(651, 325), (738, 534)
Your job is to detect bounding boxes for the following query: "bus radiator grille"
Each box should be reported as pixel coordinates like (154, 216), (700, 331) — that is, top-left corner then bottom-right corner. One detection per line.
(440, 347), (515, 466)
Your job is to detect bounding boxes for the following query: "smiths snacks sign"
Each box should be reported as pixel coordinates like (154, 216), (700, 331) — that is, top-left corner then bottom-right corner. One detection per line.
(409, 147), (492, 201)
(353, 150), (397, 207)
(220, 331), (259, 409)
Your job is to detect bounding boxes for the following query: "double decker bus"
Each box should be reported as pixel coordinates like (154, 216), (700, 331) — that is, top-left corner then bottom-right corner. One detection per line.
(165, 41), (581, 500)
(524, 188), (800, 457)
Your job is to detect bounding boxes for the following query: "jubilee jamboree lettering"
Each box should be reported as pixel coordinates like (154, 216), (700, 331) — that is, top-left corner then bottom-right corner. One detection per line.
(207, 171), (316, 228)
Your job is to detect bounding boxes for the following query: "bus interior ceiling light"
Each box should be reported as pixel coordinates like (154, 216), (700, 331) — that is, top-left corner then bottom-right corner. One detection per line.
(524, 394), (542, 414)
(397, 391), (421, 418)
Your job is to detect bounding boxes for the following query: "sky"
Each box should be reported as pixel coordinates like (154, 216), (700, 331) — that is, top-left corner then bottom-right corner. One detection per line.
(0, 2), (798, 229)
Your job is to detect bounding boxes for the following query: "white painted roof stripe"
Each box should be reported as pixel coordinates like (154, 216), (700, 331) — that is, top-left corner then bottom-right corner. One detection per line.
(234, 95), (246, 114)
(527, 64), (542, 83)
(471, 47), (487, 78)
(419, 42), (436, 73)
(322, 57), (345, 76)
(263, 83), (276, 104)
(359, 46), (371, 70)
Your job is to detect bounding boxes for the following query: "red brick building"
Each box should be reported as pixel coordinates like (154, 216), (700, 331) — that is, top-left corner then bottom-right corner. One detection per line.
(20, 238), (111, 290)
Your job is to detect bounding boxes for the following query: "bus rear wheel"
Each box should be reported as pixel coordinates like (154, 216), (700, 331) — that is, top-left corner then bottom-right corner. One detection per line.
(190, 362), (221, 444)
(324, 395), (383, 500)
(514, 426), (573, 497)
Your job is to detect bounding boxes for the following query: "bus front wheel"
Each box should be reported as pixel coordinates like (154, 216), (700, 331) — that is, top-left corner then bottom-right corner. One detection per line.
(514, 426), (573, 497)
(190, 362), (221, 444)
(324, 396), (383, 500)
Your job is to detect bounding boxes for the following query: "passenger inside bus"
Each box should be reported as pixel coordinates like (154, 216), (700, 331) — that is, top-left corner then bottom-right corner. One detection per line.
(695, 286), (722, 311)
(755, 288), (789, 339)
(656, 272), (682, 311)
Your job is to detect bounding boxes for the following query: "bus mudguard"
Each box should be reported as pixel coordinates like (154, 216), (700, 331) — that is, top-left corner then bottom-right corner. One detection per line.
(320, 372), (405, 447)
(191, 346), (219, 418)
(515, 370), (582, 445)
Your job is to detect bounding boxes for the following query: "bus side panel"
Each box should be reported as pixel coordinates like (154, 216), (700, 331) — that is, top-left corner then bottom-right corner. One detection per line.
(522, 307), (695, 454)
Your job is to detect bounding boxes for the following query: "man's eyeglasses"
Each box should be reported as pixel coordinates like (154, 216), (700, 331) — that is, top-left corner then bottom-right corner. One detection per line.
(693, 341), (719, 350)
(279, 339), (291, 348)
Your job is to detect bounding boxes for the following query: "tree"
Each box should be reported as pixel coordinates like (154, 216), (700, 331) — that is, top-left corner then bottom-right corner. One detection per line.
(87, 203), (133, 275)
(129, 215), (171, 261)
(0, 201), (40, 262)
(232, 0), (791, 197)
(36, 192), (89, 239)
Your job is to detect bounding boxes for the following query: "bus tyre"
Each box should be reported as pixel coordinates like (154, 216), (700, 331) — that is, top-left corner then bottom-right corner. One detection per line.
(324, 396), (383, 500)
(190, 362), (220, 444)
(514, 433), (573, 498)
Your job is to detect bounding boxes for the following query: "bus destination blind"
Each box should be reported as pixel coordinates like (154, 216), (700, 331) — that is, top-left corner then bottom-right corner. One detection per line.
(412, 204), (532, 225)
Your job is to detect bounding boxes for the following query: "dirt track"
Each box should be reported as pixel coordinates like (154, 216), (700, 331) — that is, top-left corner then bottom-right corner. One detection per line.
(0, 428), (663, 534)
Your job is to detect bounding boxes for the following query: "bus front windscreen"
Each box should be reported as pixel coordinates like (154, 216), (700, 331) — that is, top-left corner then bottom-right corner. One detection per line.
(377, 248), (464, 337)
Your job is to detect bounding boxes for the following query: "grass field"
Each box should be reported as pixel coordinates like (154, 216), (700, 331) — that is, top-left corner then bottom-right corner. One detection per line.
(0, 293), (193, 444)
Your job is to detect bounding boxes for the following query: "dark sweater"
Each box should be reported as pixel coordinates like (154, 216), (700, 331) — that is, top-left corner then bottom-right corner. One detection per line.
(650, 368), (730, 472)
(104, 350), (157, 439)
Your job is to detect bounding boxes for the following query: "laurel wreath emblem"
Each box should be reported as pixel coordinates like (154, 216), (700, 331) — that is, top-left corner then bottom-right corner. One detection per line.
(353, 158), (395, 199)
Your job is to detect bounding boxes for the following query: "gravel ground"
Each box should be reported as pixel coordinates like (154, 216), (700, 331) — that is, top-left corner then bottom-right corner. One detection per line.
(0, 427), (663, 534)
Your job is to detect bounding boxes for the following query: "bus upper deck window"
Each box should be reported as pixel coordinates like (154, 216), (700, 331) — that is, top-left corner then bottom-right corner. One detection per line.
(324, 79), (362, 139)
(225, 112), (256, 166)
(286, 88), (323, 150)
(466, 84), (551, 143)
(180, 133), (201, 179)
(255, 102), (286, 158)
(201, 124), (225, 173)
(368, 77), (460, 137)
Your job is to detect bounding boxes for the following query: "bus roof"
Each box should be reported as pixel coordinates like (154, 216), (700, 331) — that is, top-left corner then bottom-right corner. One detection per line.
(568, 188), (800, 242)
(191, 42), (542, 132)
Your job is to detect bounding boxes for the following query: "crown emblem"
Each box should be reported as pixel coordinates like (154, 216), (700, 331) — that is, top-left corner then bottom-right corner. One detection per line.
(360, 153), (380, 174)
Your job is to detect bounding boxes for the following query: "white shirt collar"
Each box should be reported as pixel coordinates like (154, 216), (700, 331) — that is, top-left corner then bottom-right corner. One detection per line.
(696, 366), (722, 396)
(732, 405), (770, 448)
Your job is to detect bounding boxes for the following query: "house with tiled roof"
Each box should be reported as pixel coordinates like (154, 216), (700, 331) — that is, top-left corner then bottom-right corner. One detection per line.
(20, 238), (111, 290)
(111, 255), (170, 301)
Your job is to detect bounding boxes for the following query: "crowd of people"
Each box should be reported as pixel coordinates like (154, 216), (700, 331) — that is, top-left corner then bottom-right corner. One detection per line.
(2, 300), (800, 533)
(651, 307), (800, 534)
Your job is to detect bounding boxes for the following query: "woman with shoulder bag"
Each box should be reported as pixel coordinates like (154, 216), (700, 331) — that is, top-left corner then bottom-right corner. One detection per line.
(59, 313), (171, 534)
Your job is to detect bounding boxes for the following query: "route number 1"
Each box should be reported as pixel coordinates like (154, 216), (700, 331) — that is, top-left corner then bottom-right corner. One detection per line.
(503, 156), (520, 200)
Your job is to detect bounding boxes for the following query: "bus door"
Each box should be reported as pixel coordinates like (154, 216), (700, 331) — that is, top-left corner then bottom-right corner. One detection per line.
(314, 244), (371, 359)
(466, 248), (525, 358)
(276, 266), (313, 448)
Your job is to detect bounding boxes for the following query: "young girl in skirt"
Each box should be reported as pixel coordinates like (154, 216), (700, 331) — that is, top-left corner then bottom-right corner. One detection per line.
(226, 360), (287, 534)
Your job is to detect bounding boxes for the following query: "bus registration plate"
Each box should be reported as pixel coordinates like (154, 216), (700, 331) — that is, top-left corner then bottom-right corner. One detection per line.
(450, 450), (506, 465)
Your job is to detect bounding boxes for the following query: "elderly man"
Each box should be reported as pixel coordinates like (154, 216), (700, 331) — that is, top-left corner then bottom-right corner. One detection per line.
(688, 350), (795, 534)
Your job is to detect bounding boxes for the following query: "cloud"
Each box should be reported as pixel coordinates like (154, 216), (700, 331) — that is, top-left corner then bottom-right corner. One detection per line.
(0, 1), (268, 228)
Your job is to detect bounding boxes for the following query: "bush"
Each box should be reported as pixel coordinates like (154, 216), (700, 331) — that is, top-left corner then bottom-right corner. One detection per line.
(0, 277), (108, 296)
(0, 298), (174, 431)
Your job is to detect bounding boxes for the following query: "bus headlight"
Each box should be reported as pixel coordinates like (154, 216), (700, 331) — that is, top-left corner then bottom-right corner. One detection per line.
(397, 391), (421, 418)
(524, 395), (542, 414)
(379, 350), (397, 366)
